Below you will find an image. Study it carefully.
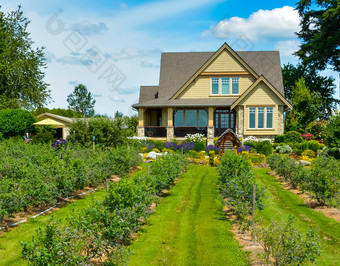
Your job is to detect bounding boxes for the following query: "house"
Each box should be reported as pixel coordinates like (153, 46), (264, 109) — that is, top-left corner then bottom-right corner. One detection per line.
(132, 43), (292, 145)
(34, 113), (73, 139)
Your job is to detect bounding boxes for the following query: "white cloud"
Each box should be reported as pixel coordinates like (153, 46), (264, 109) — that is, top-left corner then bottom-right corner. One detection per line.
(108, 47), (162, 61)
(275, 40), (300, 57)
(120, 3), (128, 9)
(201, 29), (211, 38)
(70, 21), (108, 36)
(211, 6), (299, 41)
(140, 61), (159, 68)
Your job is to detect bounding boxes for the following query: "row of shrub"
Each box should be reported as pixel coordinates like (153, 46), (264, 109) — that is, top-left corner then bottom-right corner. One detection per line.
(218, 152), (320, 265)
(267, 154), (340, 206)
(22, 154), (187, 264)
(0, 140), (141, 221)
(218, 151), (265, 230)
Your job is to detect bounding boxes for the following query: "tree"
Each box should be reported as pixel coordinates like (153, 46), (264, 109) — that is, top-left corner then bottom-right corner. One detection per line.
(32, 107), (82, 118)
(114, 111), (124, 118)
(67, 84), (96, 117)
(325, 112), (340, 147)
(0, 6), (50, 109)
(0, 109), (35, 138)
(295, 0), (340, 71)
(282, 63), (338, 118)
(285, 77), (323, 132)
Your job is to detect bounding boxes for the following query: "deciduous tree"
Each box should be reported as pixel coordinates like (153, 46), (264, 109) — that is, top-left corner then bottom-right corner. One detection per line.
(0, 6), (50, 109)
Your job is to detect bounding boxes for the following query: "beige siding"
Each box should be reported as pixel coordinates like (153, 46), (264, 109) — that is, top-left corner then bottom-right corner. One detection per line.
(177, 75), (255, 99)
(239, 81), (286, 136)
(203, 50), (247, 72)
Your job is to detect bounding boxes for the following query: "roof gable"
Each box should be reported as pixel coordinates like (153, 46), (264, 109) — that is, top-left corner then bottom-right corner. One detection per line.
(231, 76), (292, 110)
(170, 43), (258, 100)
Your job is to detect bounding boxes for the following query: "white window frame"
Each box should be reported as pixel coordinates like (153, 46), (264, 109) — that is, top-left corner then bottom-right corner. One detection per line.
(210, 77), (240, 96)
(248, 107), (274, 130)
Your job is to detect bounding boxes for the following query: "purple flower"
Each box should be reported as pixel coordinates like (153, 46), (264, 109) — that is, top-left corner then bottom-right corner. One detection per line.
(237, 145), (251, 153)
(206, 145), (221, 151)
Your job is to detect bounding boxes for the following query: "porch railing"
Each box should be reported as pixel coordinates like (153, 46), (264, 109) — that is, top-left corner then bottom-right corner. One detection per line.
(144, 126), (167, 137)
(174, 127), (207, 137)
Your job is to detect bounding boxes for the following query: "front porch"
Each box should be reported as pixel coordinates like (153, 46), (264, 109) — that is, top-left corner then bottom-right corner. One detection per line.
(137, 107), (237, 145)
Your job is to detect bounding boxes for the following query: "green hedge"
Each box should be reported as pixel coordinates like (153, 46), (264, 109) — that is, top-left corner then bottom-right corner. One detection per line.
(0, 109), (35, 138)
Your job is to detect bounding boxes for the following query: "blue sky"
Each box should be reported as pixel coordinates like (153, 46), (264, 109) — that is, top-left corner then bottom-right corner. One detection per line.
(1, 0), (339, 116)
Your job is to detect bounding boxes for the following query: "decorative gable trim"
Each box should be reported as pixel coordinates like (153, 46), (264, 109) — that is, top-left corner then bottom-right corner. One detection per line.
(230, 76), (293, 110)
(170, 43), (259, 100)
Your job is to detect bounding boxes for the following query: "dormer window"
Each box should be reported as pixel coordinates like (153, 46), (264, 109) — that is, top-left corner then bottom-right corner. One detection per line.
(210, 77), (240, 95)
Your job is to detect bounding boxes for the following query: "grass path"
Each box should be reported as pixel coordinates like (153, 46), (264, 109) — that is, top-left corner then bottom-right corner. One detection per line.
(127, 164), (249, 266)
(254, 168), (340, 266)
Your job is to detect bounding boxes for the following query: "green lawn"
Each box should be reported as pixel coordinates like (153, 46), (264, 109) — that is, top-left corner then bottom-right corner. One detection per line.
(127, 164), (249, 266)
(254, 168), (340, 266)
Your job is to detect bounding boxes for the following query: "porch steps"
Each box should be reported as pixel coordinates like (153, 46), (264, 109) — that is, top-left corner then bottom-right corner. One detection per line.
(224, 140), (234, 151)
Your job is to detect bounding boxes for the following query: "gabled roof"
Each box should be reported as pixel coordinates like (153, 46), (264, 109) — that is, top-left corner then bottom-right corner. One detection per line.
(133, 43), (286, 108)
(215, 128), (242, 146)
(231, 76), (292, 110)
(37, 113), (72, 124)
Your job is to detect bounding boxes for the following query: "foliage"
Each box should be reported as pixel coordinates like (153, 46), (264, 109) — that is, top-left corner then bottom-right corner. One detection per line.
(255, 216), (320, 265)
(325, 113), (340, 148)
(243, 140), (273, 156)
(295, 0), (339, 72)
(67, 84), (96, 117)
(0, 141), (141, 220)
(185, 133), (205, 143)
(31, 126), (56, 144)
(274, 135), (284, 143)
(194, 141), (205, 152)
(0, 6), (50, 109)
(68, 117), (128, 147)
(0, 109), (35, 138)
(304, 156), (340, 205)
(32, 107), (82, 118)
(22, 154), (186, 264)
(285, 78), (323, 132)
(282, 63), (338, 118)
(301, 149), (316, 158)
(267, 154), (340, 206)
(322, 147), (340, 159)
(275, 145), (292, 154)
(206, 144), (221, 154)
(162, 141), (195, 152)
(306, 120), (327, 141)
(114, 111), (124, 118)
(284, 131), (303, 143)
(218, 152), (265, 231)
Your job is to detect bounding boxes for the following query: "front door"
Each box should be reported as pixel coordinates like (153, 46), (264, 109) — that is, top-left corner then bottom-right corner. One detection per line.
(214, 108), (235, 137)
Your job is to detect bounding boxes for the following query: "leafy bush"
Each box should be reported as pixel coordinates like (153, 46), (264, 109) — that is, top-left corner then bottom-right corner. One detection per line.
(218, 152), (265, 230)
(0, 109), (35, 138)
(31, 126), (56, 144)
(255, 216), (320, 265)
(301, 149), (316, 158)
(274, 135), (284, 143)
(194, 141), (205, 152)
(284, 131), (303, 143)
(255, 140), (273, 156)
(325, 113), (340, 148)
(68, 117), (128, 147)
(304, 156), (340, 205)
(293, 149), (303, 156)
(322, 147), (340, 159)
(276, 145), (292, 154)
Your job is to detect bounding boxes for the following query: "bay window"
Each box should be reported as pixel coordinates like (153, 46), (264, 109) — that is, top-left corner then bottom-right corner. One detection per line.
(174, 109), (208, 127)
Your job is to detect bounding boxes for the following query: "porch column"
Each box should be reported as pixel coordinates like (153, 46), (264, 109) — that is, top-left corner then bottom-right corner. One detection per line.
(236, 106), (244, 139)
(137, 108), (145, 137)
(166, 107), (174, 141)
(207, 107), (214, 146)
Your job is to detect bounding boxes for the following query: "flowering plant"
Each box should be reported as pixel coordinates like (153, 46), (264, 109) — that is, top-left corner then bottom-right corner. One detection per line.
(185, 133), (205, 143)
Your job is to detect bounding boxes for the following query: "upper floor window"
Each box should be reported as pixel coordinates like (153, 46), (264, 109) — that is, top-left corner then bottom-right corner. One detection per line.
(211, 78), (219, 95)
(231, 77), (240, 94)
(210, 77), (240, 95)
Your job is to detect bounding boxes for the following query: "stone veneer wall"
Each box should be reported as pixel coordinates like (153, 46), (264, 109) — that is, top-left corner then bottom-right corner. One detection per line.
(166, 127), (174, 141)
(137, 126), (144, 138)
(207, 126), (214, 146)
(236, 106), (244, 139)
(278, 105), (284, 135)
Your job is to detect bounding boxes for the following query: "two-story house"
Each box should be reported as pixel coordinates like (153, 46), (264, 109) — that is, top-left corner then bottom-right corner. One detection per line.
(133, 43), (292, 145)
